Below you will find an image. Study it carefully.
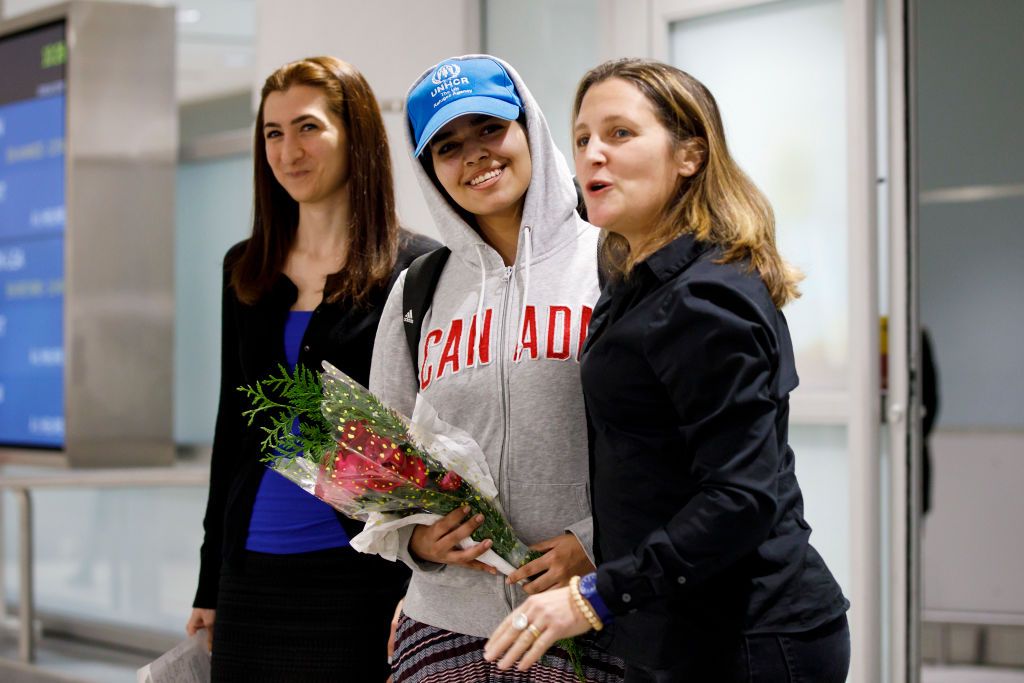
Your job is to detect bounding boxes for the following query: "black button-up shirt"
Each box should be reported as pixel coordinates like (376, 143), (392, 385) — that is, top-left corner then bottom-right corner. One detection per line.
(582, 233), (848, 668)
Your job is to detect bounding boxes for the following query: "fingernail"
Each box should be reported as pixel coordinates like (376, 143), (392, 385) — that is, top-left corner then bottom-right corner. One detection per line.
(463, 506), (471, 513)
(476, 514), (484, 522)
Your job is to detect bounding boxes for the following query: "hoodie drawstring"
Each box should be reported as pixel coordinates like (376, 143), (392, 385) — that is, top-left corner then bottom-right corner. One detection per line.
(513, 225), (533, 363)
(473, 243), (488, 360)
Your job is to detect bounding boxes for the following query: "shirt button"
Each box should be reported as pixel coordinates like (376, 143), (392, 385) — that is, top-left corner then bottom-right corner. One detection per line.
(677, 576), (687, 585)
(303, 345), (311, 352)
(621, 593), (631, 603)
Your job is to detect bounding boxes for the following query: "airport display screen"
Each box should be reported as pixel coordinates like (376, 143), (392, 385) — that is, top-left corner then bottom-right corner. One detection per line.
(0, 21), (66, 448)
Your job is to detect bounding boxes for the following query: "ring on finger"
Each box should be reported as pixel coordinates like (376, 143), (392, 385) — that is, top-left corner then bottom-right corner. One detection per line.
(527, 624), (542, 640)
(512, 612), (529, 631)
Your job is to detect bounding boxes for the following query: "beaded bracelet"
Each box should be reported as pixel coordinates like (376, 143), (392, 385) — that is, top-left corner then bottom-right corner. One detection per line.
(569, 575), (604, 631)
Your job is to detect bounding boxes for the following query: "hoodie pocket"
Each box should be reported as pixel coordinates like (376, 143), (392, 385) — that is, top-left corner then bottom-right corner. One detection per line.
(506, 481), (591, 545)
(414, 562), (495, 590)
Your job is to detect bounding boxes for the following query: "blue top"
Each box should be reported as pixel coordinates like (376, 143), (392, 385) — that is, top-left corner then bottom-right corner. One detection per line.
(245, 310), (349, 553)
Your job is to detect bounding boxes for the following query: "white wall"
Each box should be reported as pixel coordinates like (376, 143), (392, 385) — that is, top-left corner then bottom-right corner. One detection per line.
(922, 431), (1024, 621)
(254, 0), (484, 241)
(596, 0), (652, 58)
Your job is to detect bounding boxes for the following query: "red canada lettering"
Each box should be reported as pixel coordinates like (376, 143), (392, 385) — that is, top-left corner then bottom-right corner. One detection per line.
(467, 309), (492, 367)
(437, 319), (463, 378)
(546, 306), (572, 360)
(420, 329), (443, 390)
(515, 305), (538, 361)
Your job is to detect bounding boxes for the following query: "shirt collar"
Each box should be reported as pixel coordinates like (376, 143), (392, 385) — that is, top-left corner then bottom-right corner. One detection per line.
(636, 232), (710, 283)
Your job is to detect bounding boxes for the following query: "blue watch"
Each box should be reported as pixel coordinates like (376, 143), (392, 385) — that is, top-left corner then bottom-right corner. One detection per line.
(579, 572), (613, 624)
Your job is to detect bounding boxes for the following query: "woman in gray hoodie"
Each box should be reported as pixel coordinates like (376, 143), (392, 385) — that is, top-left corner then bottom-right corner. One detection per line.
(369, 55), (624, 682)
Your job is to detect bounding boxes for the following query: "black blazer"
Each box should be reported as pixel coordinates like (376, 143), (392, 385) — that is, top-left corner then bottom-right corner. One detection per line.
(193, 230), (438, 608)
(581, 233), (848, 668)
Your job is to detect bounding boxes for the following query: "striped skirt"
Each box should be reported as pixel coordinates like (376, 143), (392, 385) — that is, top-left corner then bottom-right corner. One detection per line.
(392, 613), (625, 683)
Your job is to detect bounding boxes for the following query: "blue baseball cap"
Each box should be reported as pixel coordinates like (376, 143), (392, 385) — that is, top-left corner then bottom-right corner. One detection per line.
(408, 56), (523, 157)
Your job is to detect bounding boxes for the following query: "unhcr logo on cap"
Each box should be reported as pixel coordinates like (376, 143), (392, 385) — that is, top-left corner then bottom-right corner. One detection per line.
(408, 56), (523, 157)
(432, 63), (461, 84)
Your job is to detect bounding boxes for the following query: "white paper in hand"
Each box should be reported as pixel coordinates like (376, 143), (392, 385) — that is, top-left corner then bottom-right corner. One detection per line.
(137, 629), (210, 683)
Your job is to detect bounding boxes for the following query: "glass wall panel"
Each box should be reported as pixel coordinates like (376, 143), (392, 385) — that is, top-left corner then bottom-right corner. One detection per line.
(3, 482), (205, 632)
(790, 424), (850, 594)
(671, 0), (848, 393)
(174, 153), (252, 444)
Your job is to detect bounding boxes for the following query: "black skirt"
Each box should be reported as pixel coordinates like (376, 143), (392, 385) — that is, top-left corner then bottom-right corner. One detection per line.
(211, 546), (409, 682)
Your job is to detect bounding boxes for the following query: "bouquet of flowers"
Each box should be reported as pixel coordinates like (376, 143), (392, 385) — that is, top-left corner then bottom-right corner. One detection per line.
(238, 360), (537, 572)
(239, 361), (586, 679)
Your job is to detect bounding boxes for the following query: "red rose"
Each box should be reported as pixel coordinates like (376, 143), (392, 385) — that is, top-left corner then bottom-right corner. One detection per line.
(438, 471), (463, 491)
(323, 420), (427, 492)
(316, 446), (377, 498)
(399, 455), (428, 489)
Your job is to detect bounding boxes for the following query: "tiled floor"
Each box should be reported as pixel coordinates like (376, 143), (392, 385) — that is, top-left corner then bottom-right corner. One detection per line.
(0, 635), (142, 683)
(2, 640), (1024, 683)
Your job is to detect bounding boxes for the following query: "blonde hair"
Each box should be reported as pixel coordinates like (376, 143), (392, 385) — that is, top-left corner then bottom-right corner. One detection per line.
(573, 59), (802, 308)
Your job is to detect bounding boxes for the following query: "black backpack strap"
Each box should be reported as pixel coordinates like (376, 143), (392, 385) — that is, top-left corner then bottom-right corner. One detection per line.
(402, 246), (451, 380)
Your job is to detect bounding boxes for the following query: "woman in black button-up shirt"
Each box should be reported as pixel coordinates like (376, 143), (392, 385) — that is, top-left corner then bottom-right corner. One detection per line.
(485, 59), (849, 682)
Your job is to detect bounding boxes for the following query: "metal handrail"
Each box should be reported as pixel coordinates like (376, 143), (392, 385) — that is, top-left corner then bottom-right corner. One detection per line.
(0, 465), (208, 664)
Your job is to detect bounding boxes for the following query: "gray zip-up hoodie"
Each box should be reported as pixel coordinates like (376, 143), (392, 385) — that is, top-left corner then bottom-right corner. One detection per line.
(369, 56), (601, 638)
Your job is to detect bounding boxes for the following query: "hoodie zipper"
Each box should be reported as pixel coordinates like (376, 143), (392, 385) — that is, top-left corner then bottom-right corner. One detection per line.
(496, 264), (516, 611)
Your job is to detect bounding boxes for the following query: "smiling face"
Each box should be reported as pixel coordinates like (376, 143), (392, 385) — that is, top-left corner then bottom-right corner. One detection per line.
(574, 78), (700, 249)
(427, 114), (532, 224)
(262, 85), (350, 206)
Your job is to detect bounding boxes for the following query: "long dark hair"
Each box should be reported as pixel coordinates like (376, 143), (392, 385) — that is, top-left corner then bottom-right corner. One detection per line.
(232, 56), (400, 306)
(573, 59), (802, 308)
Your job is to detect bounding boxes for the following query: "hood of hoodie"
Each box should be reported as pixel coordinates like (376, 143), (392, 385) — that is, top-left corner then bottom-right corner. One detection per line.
(404, 54), (580, 272)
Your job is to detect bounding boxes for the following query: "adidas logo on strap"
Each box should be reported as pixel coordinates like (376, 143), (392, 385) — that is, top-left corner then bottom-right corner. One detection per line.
(403, 309), (415, 325)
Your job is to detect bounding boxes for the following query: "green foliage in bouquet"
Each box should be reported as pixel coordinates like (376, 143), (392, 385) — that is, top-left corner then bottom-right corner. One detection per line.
(238, 363), (336, 463)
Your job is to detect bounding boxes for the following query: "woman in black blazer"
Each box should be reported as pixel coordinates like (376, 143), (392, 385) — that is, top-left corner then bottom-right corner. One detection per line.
(485, 59), (849, 682)
(185, 56), (435, 681)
